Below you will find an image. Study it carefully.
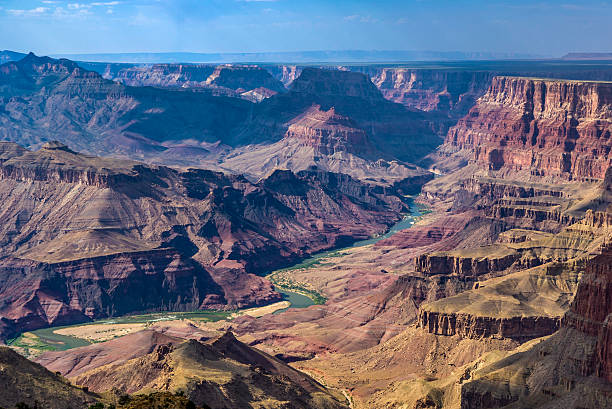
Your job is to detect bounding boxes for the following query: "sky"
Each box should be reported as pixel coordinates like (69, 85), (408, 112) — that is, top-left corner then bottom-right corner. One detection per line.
(0, 0), (611, 56)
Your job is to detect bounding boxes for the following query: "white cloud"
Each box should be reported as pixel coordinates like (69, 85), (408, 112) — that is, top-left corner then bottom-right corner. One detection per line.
(91, 1), (121, 6)
(67, 3), (90, 10)
(343, 14), (378, 23)
(7, 7), (48, 16)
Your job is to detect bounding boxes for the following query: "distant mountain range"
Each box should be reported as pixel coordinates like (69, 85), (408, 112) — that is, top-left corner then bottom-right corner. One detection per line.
(562, 52), (612, 60)
(47, 50), (547, 64)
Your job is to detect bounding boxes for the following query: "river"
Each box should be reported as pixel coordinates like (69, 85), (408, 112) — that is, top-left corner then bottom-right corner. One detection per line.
(272, 198), (425, 310)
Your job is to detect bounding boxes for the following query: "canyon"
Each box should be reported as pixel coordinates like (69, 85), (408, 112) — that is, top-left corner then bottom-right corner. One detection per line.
(0, 140), (411, 341)
(1, 51), (612, 409)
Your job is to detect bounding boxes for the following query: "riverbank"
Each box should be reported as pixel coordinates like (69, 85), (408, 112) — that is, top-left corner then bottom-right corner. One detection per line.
(266, 199), (427, 307)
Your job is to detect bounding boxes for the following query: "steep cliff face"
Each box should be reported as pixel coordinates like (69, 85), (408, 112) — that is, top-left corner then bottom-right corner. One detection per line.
(419, 310), (561, 341)
(205, 65), (286, 93)
(414, 249), (519, 278)
(99, 63), (286, 96)
(265, 64), (302, 87)
(415, 246), (583, 341)
(447, 76), (612, 180)
(367, 68), (495, 117)
(112, 64), (216, 87)
(0, 250), (227, 338)
(453, 246), (612, 409)
(283, 105), (372, 155)
(289, 67), (385, 102)
(564, 246), (612, 382)
(351, 63), (612, 118)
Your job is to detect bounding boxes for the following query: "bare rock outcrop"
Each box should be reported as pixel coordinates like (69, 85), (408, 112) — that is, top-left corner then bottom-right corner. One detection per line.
(60, 331), (350, 409)
(415, 249), (519, 277)
(455, 245), (612, 408)
(564, 245), (612, 382)
(419, 310), (561, 341)
(447, 76), (612, 181)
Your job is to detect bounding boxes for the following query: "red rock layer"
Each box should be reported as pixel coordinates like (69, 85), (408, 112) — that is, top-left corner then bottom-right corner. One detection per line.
(0, 249), (229, 337)
(374, 213), (471, 250)
(564, 245), (612, 382)
(0, 143), (411, 340)
(289, 67), (384, 102)
(447, 76), (612, 180)
(368, 68), (494, 115)
(461, 177), (565, 199)
(284, 105), (371, 155)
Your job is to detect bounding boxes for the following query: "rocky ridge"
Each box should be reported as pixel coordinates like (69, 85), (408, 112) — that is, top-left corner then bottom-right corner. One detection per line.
(46, 331), (350, 409)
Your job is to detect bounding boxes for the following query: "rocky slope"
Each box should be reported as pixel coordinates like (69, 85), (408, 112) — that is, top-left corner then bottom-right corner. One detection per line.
(351, 62), (612, 120)
(453, 244), (612, 408)
(361, 68), (495, 119)
(564, 244), (612, 383)
(43, 331), (350, 409)
(0, 55), (446, 178)
(446, 76), (612, 181)
(0, 50), (26, 64)
(412, 192), (610, 342)
(0, 141), (408, 340)
(0, 346), (97, 409)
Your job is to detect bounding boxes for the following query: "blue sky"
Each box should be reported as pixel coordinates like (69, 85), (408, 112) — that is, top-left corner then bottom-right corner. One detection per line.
(0, 0), (611, 56)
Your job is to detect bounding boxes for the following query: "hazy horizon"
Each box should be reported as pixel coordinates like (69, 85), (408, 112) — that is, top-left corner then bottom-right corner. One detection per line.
(1, 0), (611, 57)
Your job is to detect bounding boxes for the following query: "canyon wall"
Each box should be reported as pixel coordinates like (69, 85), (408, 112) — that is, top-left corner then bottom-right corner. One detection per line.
(361, 68), (495, 117)
(447, 76), (612, 180)
(0, 250), (229, 339)
(564, 245), (612, 382)
(456, 245), (612, 408)
(92, 63), (286, 97)
(419, 310), (560, 341)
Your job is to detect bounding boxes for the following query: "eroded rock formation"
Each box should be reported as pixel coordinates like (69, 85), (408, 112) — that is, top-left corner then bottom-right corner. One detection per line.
(0, 142), (408, 339)
(447, 76), (612, 180)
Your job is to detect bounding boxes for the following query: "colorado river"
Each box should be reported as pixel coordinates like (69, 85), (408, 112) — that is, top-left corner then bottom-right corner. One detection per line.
(270, 198), (426, 310)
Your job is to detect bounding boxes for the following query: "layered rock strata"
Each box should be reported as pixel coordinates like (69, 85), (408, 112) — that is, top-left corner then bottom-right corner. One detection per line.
(419, 310), (560, 341)
(455, 245), (612, 408)
(446, 76), (612, 181)
(564, 245), (612, 382)
(0, 142), (408, 339)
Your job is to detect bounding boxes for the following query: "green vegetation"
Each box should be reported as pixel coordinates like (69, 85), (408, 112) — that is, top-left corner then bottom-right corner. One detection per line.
(107, 392), (207, 409)
(266, 201), (429, 306)
(7, 310), (232, 357)
(277, 285), (327, 305)
(6, 330), (86, 357)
